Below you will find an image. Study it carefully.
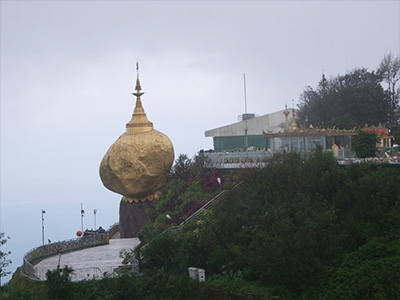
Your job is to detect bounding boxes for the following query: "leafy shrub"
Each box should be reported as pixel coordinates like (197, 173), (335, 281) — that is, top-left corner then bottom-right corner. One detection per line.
(140, 151), (400, 297)
(45, 266), (73, 300)
(303, 237), (400, 300)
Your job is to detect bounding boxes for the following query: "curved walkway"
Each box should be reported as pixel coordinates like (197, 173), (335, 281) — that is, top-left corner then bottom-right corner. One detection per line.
(34, 238), (140, 280)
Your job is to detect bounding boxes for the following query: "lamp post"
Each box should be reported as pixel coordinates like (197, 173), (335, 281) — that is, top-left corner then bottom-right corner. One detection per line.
(93, 209), (97, 230)
(41, 209), (46, 246)
(303, 116), (308, 156)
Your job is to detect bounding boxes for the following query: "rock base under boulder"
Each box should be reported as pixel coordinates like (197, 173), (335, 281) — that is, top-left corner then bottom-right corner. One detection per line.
(119, 199), (153, 238)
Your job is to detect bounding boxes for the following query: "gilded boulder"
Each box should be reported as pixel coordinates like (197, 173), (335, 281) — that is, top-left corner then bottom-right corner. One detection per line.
(99, 130), (174, 202)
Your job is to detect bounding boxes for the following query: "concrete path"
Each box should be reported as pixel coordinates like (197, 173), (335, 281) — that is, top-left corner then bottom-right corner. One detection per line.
(34, 238), (140, 280)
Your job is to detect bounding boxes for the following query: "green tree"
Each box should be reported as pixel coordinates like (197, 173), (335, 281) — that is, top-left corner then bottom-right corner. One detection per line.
(378, 53), (400, 102)
(324, 114), (357, 130)
(298, 68), (392, 129)
(171, 154), (192, 181)
(136, 151), (400, 298)
(352, 130), (379, 159)
(0, 233), (11, 286)
(378, 53), (400, 132)
(304, 237), (400, 300)
(45, 266), (73, 300)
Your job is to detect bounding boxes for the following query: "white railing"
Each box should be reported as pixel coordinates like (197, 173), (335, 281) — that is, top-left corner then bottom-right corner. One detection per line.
(34, 266), (116, 281)
(204, 152), (271, 169)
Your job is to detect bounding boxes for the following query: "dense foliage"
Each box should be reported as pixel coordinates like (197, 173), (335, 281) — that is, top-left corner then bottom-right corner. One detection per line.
(1, 268), (204, 300)
(138, 153), (228, 244)
(298, 68), (391, 128)
(137, 151), (400, 299)
(352, 130), (379, 159)
(0, 233), (11, 286)
(378, 53), (400, 121)
(45, 266), (74, 300)
(298, 54), (400, 134)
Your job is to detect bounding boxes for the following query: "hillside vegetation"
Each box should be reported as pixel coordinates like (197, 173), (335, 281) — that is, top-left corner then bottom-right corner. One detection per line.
(136, 150), (400, 299)
(1, 150), (399, 299)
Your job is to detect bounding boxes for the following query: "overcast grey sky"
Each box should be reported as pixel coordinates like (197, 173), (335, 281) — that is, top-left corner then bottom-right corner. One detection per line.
(1, 0), (399, 284)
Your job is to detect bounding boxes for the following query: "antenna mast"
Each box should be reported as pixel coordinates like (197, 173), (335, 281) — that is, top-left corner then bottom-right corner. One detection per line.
(243, 73), (248, 149)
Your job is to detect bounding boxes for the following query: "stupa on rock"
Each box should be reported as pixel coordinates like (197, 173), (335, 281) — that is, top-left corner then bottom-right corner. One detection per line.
(99, 64), (174, 238)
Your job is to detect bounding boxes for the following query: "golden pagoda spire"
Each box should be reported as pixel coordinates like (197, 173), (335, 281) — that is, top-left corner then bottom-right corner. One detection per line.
(290, 100), (299, 131)
(126, 62), (154, 135)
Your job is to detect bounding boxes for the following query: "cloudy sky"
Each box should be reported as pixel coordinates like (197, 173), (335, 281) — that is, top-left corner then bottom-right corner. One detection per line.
(1, 0), (399, 283)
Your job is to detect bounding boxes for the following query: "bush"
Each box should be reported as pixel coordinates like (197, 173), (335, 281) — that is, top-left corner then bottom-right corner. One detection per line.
(140, 151), (400, 297)
(45, 266), (73, 300)
(352, 130), (379, 158)
(304, 237), (400, 300)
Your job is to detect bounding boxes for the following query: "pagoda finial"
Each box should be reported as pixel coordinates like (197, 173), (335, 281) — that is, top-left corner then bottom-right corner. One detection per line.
(133, 62), (143, 97)
(283, 103), (290, 132)
(126, 62), (153, 135)
(290, 100), (299, 131)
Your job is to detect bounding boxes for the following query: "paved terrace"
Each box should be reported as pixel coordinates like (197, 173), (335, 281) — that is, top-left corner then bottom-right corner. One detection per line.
(34, 238), (140, 281)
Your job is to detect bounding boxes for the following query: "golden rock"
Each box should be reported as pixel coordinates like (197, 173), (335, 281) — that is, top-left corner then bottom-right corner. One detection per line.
(99, 68), (174, 202)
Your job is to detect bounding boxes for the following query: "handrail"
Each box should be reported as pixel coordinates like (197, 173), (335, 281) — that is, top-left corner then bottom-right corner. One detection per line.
(204, 152), (271, 169)
(180, 181), (245, 225)
(144, 181), (245, 245)
(33, 266), (117, 281)
(179, 190), (227, 226)
(107, 222), (120, 239)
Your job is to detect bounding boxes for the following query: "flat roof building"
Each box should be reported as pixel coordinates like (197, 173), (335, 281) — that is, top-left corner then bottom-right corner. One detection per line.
(204, 107), (394, 168)
(205, 108), (297, 152)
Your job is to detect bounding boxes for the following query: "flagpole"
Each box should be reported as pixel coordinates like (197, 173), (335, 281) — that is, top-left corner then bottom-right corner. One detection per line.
(244, 73), (248, 149)
(41, 209), (46, 246)
(81, 203), (84, 233)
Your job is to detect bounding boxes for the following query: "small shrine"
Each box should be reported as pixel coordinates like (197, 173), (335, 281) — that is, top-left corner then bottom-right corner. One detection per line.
(262, 105), (392, 156)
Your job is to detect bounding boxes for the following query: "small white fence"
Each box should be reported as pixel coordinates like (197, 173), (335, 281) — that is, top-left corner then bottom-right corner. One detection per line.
(33, 265), (141, 282)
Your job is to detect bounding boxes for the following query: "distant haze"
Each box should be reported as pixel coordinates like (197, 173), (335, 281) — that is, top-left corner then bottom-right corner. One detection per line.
(1, 1), (399, 284)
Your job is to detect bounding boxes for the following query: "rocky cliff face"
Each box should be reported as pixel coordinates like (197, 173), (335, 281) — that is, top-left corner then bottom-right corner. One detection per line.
(119, 199), (153, 238)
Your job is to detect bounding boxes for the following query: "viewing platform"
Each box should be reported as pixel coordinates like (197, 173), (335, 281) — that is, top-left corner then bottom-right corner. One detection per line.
(22, 223), (140, 282)
(33, 238), (139, 281)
